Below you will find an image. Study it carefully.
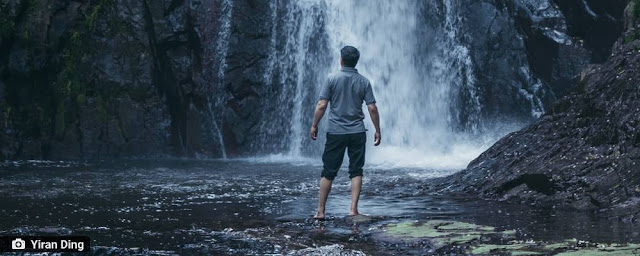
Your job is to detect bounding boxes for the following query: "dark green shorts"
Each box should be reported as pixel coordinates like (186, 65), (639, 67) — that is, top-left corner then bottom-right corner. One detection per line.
(321, 132), (366, 180)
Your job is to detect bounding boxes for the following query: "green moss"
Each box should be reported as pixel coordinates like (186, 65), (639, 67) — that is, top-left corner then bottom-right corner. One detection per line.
(385, 221), (453, 238)
(382, 220), (640, 255)
(86, 0), (111, 31)
(624, 31), (640, 44)
(555, 245), (640, 256)
(470, 244), (532, 255)
(543, 242), (570, 251)
(502, 229), (517, 236)
(431, 234), (482, 248)
(436, 221), (495, 232)
(511, 251), (544, 255)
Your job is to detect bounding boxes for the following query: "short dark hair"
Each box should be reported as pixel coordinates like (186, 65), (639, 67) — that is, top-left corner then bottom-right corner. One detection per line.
(340, 46), (360, 67)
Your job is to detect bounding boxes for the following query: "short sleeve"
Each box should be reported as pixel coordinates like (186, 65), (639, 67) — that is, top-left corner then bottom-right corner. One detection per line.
(364, 81), (376, 105)
(318, 76), (332, 101)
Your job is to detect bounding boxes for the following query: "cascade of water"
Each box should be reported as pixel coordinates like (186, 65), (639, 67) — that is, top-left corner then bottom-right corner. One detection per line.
(257, 0), (330, 157)
(244, 0), (516, 169)
(210, 0), (234, 159)
(315, 0), (490, 169)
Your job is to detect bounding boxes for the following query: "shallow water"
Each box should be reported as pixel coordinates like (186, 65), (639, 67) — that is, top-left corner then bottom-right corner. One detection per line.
(0, 159), (639, 255)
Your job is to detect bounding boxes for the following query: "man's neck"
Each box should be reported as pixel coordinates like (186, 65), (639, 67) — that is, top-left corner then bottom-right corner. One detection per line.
(340, 66), (357, 73)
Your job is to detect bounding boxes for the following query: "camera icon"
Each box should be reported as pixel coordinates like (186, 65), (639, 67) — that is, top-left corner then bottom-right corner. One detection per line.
(11, 238), (26, 250)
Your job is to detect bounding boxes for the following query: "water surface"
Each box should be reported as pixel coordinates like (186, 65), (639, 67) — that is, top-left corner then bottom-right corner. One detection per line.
(0, 160), (638, 255)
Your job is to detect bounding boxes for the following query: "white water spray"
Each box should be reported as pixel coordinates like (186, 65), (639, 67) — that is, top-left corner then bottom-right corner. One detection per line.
(319, 0), (494, 169)
(247, 0), (520, 170)
(210, 0), (235, 159)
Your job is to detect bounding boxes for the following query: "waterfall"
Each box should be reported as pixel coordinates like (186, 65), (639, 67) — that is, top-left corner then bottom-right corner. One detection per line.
(318, 0), (488, 169)
(242, 0), (513, 169)
(210, 0), (234, 159)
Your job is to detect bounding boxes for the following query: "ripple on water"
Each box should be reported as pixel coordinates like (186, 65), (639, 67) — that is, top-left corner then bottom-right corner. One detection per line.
(1, 160), (640, 255)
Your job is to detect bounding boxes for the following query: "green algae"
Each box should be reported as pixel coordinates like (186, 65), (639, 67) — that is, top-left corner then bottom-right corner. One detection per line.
(436, 221), (495, 232)
(346, 214), (375, 224)
(431, 234), (482, 248)
(555, 243), (640, 256)
(383, 220), (518, 246)
(502, 229), (517, 236)
(511, 251), (544, 255)
(384, 221), (453, 238)
(542, 242), (570, 251)
(382, 220), (640, 255)
(470, 244), (532, 254)
(382, 220), (517, 250)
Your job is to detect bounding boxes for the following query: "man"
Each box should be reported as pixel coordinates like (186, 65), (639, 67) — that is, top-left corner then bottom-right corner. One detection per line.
(309, 45), (381, 219)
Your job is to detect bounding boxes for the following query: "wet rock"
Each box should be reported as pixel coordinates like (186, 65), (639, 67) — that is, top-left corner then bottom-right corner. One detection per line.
(0, 0), (230, 159)
(461, 0), (628, 124)
(439, 1), (640, 222)
(378, 220), (513, 250)
(0, 0), (631, 159)
(288, 244), (366, 256)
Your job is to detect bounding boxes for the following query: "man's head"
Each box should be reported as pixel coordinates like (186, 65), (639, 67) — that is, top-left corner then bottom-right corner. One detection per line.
(340, 46), (360, 68)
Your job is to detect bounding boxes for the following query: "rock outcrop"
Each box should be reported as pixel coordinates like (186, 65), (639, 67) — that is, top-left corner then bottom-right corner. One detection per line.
(0, 0), (228, 159)
(0, 0), (633, 160)
(439, 1), (640, 222)
(461, 0), (629, 125)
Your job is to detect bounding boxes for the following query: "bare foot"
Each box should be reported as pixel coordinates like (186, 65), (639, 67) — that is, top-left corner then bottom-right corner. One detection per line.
(349, 211), (359, 216)
(313, 212), (325, 220)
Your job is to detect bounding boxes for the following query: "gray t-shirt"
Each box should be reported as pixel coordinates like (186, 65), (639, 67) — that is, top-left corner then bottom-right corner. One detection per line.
(318, 67), (376, 134)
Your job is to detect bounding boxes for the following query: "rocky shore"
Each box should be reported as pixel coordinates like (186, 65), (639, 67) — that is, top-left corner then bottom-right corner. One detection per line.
(437, 1), (640, 222)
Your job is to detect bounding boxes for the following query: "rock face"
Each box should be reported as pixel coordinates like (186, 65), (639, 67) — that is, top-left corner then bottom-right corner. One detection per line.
(439, 2), (640, 222)
(0, 0), (228, 159)
(0, 0), (632, 159)
(0, 0), (285, 160)
(461, 0), (629, 125)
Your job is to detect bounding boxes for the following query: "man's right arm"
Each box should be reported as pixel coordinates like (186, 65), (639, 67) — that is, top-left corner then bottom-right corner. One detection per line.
(367, 103), (381, 146)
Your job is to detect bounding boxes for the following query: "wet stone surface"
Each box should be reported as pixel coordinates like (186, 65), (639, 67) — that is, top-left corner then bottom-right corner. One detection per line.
(0, 159), (639, 255)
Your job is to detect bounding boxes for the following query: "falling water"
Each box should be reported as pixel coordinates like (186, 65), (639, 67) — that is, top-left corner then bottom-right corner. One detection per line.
(210, 0), (234, 159)
(320, 0), (490, 169)
(234, 0), (520, 169)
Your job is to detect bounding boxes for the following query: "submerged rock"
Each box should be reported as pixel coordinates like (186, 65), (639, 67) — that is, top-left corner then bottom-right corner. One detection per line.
(288, 244), (366, 256)
(439, 1), (640, 222)
(379, 220), (640, 255)
(378, 220), (514, 249)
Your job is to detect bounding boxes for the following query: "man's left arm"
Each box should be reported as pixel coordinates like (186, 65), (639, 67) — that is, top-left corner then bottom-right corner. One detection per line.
(310, 100), (328, 140)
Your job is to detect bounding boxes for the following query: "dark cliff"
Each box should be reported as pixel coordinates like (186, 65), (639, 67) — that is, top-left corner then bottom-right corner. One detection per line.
(462, 0), (629, 125)
(0, 0), (226, 159)
(0, 0), (282, 160)
(0, 0), (632, 160)
(439, 1), (640, 222)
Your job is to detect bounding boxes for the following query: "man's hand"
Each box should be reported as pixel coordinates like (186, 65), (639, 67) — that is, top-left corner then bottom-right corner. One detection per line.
(311, 100), (328, 141)
(367, 103), (381, 146)
(310, 126), (318, 140)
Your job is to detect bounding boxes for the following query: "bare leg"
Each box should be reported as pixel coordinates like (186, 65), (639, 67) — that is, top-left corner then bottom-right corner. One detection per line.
(350, 176), (362, 216)
(314, 177), (333, 219)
